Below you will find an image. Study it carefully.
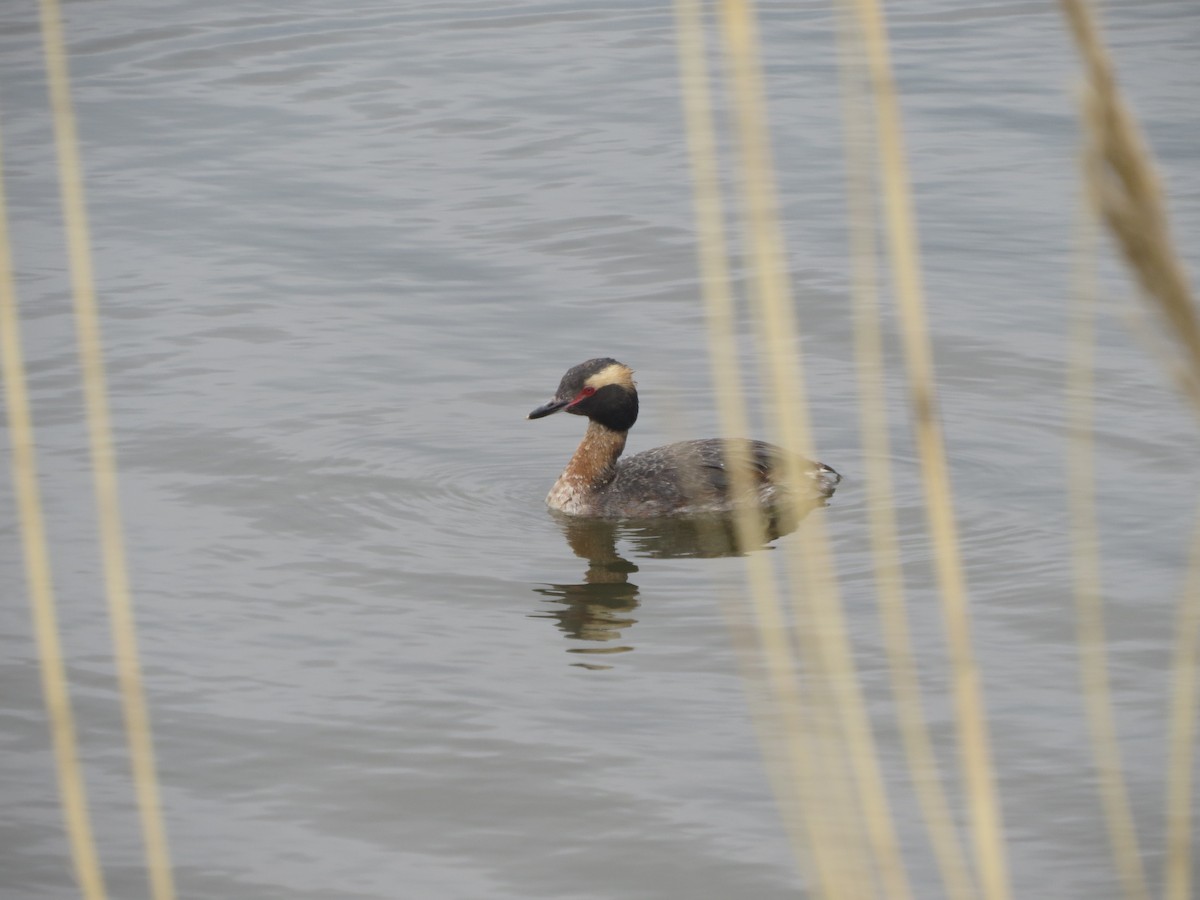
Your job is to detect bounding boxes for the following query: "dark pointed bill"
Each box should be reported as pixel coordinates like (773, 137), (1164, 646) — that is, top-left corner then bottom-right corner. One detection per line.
(527, 397), (569, 420)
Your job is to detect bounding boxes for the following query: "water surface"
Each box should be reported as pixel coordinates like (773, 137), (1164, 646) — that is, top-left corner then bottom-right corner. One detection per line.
(1, 1), (1198, 897)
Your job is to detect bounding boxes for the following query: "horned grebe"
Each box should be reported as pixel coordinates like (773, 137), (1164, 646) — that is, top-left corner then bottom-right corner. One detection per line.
(528, 358), (841, 517)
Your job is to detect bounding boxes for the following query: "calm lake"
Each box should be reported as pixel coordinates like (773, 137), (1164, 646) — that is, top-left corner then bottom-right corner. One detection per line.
(1, 1), (1198, 897)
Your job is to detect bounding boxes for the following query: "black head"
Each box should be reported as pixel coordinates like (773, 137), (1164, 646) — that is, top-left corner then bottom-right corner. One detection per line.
(527, 357), (639, 432)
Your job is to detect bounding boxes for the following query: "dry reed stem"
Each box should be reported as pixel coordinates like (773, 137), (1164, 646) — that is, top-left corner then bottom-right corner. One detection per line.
(38, 0), (177, 896)
(1116, 302), (1200, 414)
(716, 1), (912, 897)
(849, 2), (1012, 898)
(1164, 513), (1200, 900)
(1067, 192), (1150, 900)
(834, 7), (977, 897)
(0, 124), (109, 900)
(1060, 4), (1200, 897)
(672, 2), (852, 894)
(1060, 0), (1200, 408)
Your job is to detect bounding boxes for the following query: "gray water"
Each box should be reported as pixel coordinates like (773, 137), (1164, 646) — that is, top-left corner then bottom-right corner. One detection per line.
(2, 1), (1198, 898)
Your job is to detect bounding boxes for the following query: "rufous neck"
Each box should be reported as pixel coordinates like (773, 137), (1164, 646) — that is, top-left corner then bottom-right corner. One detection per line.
(563, 420), (628, 487)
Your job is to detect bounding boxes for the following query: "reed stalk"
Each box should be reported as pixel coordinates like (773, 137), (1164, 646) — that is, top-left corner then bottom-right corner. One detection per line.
(1061, 4), (1200, 898)
(835, 6), (977, 897)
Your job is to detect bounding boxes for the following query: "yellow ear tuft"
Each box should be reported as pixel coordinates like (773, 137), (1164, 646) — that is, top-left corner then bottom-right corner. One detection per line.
(585, 363), (636, 391)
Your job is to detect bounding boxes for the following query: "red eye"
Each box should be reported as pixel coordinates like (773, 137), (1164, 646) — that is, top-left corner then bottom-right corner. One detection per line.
(580, 386), (596, 397)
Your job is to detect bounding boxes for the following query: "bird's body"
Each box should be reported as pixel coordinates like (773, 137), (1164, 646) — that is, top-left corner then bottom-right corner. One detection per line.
(529, 358), (840, 518)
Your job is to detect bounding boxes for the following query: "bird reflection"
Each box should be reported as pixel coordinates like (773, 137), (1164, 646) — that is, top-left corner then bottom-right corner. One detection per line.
(533, 500), (824, 668)
(532, 518), (639, 669)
